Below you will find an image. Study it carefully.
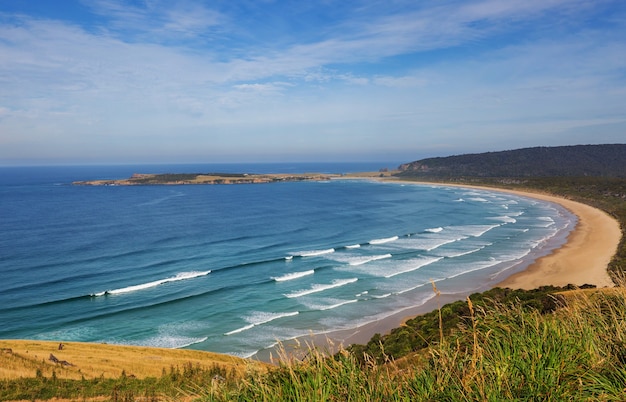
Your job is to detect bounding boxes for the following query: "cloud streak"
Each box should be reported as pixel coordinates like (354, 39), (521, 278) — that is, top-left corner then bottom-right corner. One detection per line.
(0, 0), (624, 164)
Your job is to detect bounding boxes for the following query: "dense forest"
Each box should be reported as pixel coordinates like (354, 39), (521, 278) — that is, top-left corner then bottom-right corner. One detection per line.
(397, 144), (626, 178)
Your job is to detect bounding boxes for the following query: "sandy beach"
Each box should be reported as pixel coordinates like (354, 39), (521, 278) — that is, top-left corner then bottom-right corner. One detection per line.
(494, 189), (619, 289)
(259, 181), (622, 358)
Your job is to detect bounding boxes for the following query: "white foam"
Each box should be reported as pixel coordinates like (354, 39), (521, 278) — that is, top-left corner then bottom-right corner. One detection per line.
(396, 281), (430, 295)
(349, 254), (392, 266)
(467, 197), (489, 202)
(447, 224), (501, 237)
(224, 324), (255, 336)
(446, 258), (503, 279)
(384, 256), (443, 278)
(293, 248), (335, 257)
(272, 270), (314, 282)
(425, 227), (443, 233)
(345, 244), (361, 249)
(369, 236), (399, 245)
(393, 236), (467, 252)
(535, 216), (555, 227)
(303, 297), (358, 311)
(285, 278), (358, 298)
(95, 270), (211, 296)
(320, 299), (358, 310)
(489, 216), (517, 224)
(224, 311), (299, 336)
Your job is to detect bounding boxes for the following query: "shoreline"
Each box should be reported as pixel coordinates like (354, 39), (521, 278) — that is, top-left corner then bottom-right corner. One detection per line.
(3, 177), (622, 368)
(254, 179), (621, 361)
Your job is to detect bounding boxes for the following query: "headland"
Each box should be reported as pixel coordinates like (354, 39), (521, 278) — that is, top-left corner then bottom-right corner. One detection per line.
(73, 172), (337, 186)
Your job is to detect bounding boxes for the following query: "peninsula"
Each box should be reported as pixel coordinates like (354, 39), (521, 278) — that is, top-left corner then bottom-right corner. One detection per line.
(73, 172), (338, 186)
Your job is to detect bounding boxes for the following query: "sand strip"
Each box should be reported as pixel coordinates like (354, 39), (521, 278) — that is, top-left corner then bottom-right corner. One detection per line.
(494, 190), (619, 289)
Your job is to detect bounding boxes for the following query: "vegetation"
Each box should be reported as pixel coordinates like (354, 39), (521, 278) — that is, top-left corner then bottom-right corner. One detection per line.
(6, 145), (626, 400)
(205, 286), (626, 401)
(6, 283), (626, 400)
(346, 284), (594, 365)
(0, 362), (237, 401)
(397, 144), (626, 177)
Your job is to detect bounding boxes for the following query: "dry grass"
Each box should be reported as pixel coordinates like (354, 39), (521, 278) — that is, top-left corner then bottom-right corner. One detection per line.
(0, 340), (267, 381)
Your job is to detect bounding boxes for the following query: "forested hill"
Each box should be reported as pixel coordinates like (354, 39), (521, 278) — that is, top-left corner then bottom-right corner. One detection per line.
(397, 144), (626, 178)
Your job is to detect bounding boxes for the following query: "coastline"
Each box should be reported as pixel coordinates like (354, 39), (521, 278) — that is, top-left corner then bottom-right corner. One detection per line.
(2, 176), (622, 368)
(254, 179), (621, 360)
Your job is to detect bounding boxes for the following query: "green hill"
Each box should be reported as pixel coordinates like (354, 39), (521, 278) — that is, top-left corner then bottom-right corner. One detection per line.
(397, 144), (626, 178)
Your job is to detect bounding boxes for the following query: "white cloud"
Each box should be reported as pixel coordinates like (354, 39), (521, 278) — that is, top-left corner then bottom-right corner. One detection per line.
(84, 0), (224, 39)
(0, 0), (624, 163)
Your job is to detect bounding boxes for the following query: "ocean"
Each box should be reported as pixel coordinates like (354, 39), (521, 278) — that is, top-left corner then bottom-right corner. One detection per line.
(0, 163), (575, 358)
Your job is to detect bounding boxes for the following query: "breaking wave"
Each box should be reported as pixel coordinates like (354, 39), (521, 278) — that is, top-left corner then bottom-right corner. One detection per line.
(92, 270), (211, 296)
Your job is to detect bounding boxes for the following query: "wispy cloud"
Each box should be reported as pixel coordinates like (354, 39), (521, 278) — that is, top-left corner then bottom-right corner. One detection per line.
(83, 0), (224, 40)
(0, 0), (624, 163)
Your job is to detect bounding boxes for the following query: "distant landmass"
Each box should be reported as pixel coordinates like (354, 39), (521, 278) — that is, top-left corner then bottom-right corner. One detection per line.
(74, 172), (336, 186)
(397, 144), (626, 178)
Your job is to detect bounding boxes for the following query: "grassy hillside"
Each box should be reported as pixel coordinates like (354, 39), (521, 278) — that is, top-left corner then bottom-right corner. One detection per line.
(0, 340), (266, 401)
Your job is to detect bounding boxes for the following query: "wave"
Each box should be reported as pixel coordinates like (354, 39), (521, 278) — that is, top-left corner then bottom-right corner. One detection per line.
(178, 336), (208, 348)
(371, 293), (392, 299)
(224, 324), (255, 336)
(92, 270), (211, 296)
(320, 299), (357, 310)
(285, 278), (358, 298)
(424, 227), (443, 233)
(447, 224), (501, 238)
(489, 216), (517, 224)
(536, 216), (555, 227)
(396, 281), (430, 295)
(467, 197), (489, 202)
(349, 254), (392, 266)
(304, 298), (358, 311)
(446, 258), (504, 279)
(437, 246), (486, 258)
(224, 311), (300, 336)
(369, 236), (399, 245)
(384, 256), (443, 278)
(345, 244), (361, 249)
(273, 270), (315, 282)
(125, 334), (208, 349)
(393, 236), (467, 252)
(292, 248), (335, 257)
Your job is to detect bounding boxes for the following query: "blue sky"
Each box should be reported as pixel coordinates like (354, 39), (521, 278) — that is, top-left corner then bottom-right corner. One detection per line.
(0, 0), (625, 165)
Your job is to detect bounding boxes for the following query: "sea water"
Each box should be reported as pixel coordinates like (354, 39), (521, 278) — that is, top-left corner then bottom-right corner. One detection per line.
(0, 163), (575, 357)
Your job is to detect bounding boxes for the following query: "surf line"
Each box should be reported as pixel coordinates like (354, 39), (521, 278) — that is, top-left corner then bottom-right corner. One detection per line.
(91, 270), (211, 297)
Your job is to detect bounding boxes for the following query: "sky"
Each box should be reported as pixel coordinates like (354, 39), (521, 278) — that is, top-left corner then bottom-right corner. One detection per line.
(0, 0), (625, 165)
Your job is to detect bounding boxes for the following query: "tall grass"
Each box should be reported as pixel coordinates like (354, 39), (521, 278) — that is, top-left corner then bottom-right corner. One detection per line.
(198, 285), (626, 401)
(5, 285), (626, 400)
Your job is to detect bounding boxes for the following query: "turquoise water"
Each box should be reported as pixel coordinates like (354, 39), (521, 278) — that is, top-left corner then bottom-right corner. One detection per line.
(0, 164), (574, 357)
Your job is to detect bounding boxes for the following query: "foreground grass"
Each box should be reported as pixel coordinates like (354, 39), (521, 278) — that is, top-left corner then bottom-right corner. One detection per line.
(8, 286), (626, 401)
(198, 286), (626, 401)
(0, 341), (266, 401)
